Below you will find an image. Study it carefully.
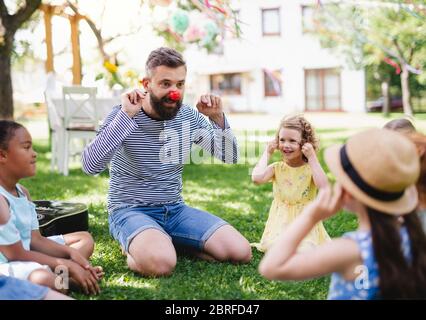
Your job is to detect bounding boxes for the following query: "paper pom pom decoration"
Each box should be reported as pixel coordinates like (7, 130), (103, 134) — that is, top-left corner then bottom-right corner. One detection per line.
(184, 25), (206, 42)
(171, 10), (190, 34)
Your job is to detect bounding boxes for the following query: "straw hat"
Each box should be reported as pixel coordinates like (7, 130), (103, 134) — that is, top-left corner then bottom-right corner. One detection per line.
(324, 128), (420, 215)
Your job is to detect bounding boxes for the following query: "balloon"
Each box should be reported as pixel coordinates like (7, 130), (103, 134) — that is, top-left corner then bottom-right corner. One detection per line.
(200, 21), (218, 46)
(171, 10), (190, 34)
(184, 25), (205, 42)
(204, 21), (219, 38)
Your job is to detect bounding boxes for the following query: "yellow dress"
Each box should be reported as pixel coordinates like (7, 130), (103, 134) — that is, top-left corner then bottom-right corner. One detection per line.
(252, 161), (331, 252)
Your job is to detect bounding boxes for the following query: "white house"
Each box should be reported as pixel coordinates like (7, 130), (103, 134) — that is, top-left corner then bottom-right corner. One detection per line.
(184, 0), (366, 114)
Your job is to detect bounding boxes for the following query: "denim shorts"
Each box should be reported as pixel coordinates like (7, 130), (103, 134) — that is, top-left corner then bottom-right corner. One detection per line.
(108, 202), (229, 253)
(0, 275), (49, 300)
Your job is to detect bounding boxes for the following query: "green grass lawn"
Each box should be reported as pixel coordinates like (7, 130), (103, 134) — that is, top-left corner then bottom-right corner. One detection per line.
(21, 131), (357, 300)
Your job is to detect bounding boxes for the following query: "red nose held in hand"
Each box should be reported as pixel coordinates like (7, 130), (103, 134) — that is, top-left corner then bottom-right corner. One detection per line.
(168, 90), (181, 101)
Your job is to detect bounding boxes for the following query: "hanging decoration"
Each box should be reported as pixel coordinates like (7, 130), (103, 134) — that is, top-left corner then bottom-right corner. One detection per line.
(383, 57), (401, 74)
(151, 0), (240, 53)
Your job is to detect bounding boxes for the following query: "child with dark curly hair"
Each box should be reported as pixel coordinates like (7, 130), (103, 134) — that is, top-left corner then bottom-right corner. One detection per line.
(0, 120), (103, 295)
(251, 114), (330, 252)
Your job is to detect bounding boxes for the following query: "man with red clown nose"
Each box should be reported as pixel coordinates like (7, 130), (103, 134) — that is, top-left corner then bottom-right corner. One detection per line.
(82, 47), (251, 277)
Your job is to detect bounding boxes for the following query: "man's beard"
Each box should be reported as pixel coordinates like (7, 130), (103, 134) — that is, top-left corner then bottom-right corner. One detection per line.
(149, 91), (182, 120)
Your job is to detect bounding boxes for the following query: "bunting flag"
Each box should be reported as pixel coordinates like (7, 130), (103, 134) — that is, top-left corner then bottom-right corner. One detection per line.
(383, 57), (401, 74)
(204, 0), (228, 16)
(264, 68), (282, 95)
(405, 63), (422, 75)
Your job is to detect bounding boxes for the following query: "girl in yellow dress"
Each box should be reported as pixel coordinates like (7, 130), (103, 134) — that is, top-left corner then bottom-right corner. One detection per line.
(251, 114), (330, 252)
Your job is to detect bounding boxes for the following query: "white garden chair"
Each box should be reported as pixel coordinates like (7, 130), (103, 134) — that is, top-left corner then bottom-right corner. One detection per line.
(44, 91), (65, 174)
(62, 86), (99, 176)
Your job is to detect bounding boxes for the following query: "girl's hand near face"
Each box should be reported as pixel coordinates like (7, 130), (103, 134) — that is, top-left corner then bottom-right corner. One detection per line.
(267, 139), (278, 156)
(301, 143), (316, 161)
(251, 139), (277, 184)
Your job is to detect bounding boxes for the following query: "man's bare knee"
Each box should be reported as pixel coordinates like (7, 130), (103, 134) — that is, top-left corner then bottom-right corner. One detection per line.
(128, 229), (177, 277)
(229, 243), (252, 263)
(130, 253), (176, 277)
(204, 225), (252, 263)
(212, 245), (252, 263)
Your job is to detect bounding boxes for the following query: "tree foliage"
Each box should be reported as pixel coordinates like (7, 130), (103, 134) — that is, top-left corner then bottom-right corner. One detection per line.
(312, 0), (426, 115)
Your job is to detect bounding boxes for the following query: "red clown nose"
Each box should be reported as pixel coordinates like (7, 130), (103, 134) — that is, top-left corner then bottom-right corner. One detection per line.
(168, 90), (181, 101)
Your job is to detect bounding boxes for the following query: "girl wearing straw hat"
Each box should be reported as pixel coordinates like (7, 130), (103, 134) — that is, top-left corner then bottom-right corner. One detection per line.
(259, 128), (426, 299)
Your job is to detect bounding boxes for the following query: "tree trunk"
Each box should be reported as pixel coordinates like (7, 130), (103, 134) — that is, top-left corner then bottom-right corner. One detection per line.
(0, 0), (42, 120)
(42, 4), (54, 73)
(0, 37), (14, 120)
(381, 80), (390, 117)
(70, 14), (82, 85)
(400, 66), (413, 117)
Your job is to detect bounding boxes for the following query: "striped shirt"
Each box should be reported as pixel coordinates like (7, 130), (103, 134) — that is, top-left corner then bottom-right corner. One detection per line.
(81, 104), (239, 213)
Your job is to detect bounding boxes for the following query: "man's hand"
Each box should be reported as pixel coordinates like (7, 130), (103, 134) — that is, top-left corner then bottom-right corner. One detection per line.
(196, 94), (224, 126)
(121, 89), (146, 118)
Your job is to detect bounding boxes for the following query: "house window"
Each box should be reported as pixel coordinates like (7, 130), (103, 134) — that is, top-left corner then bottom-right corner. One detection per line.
(210, 73), (242, 95)
(264, 69), (282, 97)
(302, 5), (315, 32)
(305, 68), (341, 111)
(262, 8), (281, 36)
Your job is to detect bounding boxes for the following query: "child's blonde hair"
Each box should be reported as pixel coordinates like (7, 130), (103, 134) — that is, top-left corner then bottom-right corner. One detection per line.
(276, 114), (319, 151)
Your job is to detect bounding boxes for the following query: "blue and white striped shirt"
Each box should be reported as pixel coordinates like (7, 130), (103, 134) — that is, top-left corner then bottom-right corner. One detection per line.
(81, 104), (239, 213)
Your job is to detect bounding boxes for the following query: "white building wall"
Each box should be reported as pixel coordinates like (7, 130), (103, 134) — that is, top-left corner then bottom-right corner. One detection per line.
(341, 67), (366, 113)
(186, 0), (366, 114)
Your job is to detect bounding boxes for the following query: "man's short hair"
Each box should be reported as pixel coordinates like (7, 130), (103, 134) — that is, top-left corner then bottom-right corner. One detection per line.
(145, 47), (186, 77)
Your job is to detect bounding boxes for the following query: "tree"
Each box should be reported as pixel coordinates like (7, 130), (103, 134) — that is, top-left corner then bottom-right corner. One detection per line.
(69, 0), (239, 89)
(2, 0), (240, 119)
(312, 0), (426, 116)
(0, 0), (41, 120)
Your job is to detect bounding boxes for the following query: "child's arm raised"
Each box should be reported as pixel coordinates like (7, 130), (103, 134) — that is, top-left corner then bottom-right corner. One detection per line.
(251, 140), (277, 185)
(302, 143), (329, 189)
(259, 185), (360, 281)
